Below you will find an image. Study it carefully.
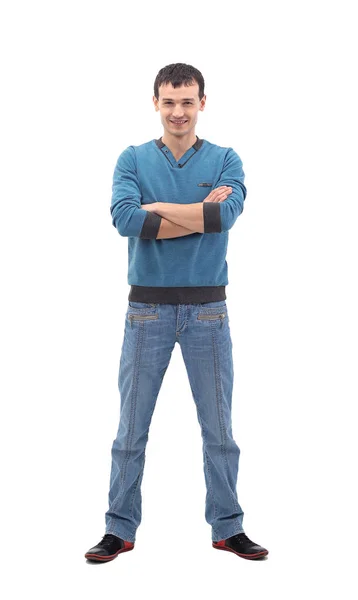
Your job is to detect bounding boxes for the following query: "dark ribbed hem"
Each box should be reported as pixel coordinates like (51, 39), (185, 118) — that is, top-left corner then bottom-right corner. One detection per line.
(140, 211), (162, 239)
(128, 285), (226, 304)
(203, 202), (222, 233)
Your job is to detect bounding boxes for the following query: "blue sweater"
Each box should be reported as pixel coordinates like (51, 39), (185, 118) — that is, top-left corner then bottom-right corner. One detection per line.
(110, 136), (247, 304)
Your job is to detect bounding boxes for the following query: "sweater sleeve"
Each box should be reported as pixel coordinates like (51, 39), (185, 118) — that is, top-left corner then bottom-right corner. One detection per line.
(203, 148), (247, 233)
(110, 146), (162, 239)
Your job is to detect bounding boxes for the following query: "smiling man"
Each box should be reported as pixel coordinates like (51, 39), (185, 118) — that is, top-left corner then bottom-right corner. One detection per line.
(84, 63), (269, 563)
(143, 80), (214, 235)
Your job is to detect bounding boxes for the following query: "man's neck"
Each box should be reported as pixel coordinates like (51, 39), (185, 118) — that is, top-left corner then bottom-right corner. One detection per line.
(161, 132), (198, 161)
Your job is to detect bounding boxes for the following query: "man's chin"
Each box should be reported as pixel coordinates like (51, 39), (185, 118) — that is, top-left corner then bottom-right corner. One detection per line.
(168, 126), (190, 136)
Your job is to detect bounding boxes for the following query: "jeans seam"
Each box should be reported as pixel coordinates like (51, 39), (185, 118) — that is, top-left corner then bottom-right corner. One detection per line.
(127, 359), (168, 523)
(211, 321), (240, 518)
(129, 454), (145, 520)
(198, 413), (218, 521)
(109, 321), (144, 520)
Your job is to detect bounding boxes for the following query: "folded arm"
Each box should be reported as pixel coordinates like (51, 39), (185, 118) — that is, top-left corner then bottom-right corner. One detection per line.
(110, 146), (199, 240)
(110, 145), (247, 240)
(156, 218), (197, 239)
(143, 189), (231, 233)
(148, 202), (205, 233)
(147, 148), (247, 233)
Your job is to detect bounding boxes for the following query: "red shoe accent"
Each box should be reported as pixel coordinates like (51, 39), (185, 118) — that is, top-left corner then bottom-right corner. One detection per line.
(85, 541), (134, 562)
(212, 540), (268, 560)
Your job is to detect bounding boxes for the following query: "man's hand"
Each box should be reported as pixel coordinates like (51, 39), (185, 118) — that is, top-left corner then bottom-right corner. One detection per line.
(141, 186), (232, 211)
(203, 186), (232, 202)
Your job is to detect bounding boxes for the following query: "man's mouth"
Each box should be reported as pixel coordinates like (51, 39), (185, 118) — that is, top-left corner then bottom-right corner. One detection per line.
(170, 120), (188, 125)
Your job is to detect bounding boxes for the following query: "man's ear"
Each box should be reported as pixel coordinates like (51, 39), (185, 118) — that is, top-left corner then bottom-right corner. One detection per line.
(200, 95), (207, 111)
(153, 95), (159, 111)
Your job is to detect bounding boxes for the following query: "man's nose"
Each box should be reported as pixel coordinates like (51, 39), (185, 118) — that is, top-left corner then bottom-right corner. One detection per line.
(172, 106), (185, 117)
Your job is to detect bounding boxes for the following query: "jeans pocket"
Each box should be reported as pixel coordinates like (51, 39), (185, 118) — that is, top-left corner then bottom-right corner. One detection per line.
(128, 313), (159, 325)
(197, 301), (227, 328)
(127, 302), (159, 327)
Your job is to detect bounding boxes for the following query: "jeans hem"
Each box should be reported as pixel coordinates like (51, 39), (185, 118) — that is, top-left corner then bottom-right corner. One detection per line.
(212, 526), (245, 542)
(105, 527), (136, 543)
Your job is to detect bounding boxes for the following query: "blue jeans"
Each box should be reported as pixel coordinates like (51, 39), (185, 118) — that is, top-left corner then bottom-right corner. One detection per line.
(105, 300), (245, 542)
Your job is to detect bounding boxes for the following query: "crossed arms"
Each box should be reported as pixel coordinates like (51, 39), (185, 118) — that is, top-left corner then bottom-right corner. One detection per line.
(142, 193), (231, 239)
(143, 201), (206, 233)
(110, 146), (247, 240)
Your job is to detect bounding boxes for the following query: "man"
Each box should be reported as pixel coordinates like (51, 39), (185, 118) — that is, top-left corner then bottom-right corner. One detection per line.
(85, 63), (268, 562)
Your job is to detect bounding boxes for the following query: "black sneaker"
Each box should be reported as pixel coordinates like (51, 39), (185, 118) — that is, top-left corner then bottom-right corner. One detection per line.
(212, 532), (268, 560)
(85, 533), (135, 562)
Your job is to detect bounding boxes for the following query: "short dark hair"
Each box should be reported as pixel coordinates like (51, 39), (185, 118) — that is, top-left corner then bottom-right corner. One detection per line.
(154, 63), (205, 101)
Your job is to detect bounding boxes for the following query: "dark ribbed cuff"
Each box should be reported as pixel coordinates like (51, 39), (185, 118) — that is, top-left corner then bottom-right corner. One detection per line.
(140, 211), (162, 239)
(203, 202), (222, 233)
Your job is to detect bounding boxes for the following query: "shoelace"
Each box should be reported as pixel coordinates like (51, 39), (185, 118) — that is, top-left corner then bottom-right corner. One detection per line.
(231, 532), (252, 544)
(100, 534), (118, 547)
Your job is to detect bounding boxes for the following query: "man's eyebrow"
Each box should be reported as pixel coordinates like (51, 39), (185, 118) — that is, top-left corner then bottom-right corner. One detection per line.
(161, 97), (195, 101)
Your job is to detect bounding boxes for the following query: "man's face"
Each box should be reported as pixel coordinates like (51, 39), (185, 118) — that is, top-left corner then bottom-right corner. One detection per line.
(153, 81), (206, 138)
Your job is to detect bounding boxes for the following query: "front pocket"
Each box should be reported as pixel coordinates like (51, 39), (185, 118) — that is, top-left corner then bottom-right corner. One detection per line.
(197, 312), (226, 328)
(128, 313), (159, 327)
(198, 312), (226, 320)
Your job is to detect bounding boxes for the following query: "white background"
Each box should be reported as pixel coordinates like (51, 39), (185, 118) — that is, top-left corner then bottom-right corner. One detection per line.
(1, 0), (357, 598)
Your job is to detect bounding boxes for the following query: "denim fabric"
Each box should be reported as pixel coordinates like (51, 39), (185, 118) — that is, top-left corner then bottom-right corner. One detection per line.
(105, 300), (244, 542)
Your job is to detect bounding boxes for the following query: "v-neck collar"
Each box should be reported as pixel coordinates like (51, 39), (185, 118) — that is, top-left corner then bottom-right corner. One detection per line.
(154, 136), (204, 169)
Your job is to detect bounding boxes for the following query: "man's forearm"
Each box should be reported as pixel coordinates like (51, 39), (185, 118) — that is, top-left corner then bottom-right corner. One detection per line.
(152, 202), (204, 233)
(156, 217), (197, 239)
